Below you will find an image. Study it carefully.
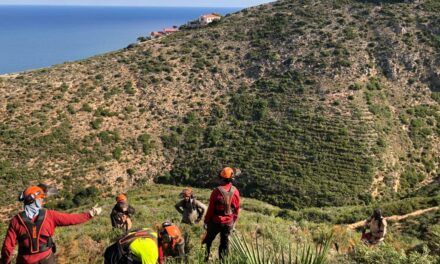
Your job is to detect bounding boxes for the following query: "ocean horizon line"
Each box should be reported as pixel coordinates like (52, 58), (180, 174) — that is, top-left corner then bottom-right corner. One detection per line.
(0, 4), (244, 8)
(0, 5), (240, 74)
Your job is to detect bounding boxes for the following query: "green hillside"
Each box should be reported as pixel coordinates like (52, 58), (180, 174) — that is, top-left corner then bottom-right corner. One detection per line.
(158, 0), (440, 208)
(0, 0), (438, 212)
(0, 0), (439, 261)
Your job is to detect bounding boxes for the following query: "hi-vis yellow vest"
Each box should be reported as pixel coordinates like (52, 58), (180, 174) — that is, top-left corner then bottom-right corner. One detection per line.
(121, 228), (159, 264)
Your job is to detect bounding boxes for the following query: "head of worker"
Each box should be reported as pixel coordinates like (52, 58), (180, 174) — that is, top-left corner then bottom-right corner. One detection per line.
(180, 188), (193, 202)
(219, 167), (235, 184)
(373, 208), (383, 220)
(18, 185), (48, 219)
(19, 185), (47, 206)
(116, 193), (128, 211)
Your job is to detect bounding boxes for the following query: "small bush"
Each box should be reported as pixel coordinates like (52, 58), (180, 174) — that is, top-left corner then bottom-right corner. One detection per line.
(137, 133), (154, 155)
(124, 82), (135, 95)
(90, 118), (104, 129)
(112, 147), (122, 160)
(161, 133), (180, 148)
(367, 77), (381, 90)
(349, 83), (363, 90)
(81, 103), (93, 112)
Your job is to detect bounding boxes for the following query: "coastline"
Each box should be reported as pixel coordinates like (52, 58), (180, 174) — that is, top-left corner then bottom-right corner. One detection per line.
(0, 5), (239, 75)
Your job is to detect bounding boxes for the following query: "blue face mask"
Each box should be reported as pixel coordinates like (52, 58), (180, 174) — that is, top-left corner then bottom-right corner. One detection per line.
(24, 200), (42, 219)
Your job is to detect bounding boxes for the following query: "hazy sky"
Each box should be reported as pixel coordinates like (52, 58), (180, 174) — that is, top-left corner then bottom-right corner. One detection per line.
(0, 0), (273, 7)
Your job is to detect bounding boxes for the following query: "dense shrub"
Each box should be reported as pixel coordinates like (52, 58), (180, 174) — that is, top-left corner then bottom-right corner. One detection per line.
(137, 133), (154, 155)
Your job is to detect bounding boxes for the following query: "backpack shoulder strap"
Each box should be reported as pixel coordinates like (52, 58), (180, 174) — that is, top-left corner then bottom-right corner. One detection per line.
(216, 186), (235, 215)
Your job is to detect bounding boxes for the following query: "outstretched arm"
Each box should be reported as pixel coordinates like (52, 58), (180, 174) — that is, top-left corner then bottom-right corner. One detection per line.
(50, 210), (92, 227)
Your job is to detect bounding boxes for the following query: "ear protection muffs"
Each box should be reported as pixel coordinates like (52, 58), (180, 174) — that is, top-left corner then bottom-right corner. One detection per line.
(18, 191), (39, 205)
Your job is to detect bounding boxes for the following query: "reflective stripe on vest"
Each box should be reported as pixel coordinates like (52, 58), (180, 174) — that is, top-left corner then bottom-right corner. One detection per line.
(216, 186), (236, 216)
(17, 209), (52, 255)
(119, 228), (158, 247)
(119, 228), (158, 263)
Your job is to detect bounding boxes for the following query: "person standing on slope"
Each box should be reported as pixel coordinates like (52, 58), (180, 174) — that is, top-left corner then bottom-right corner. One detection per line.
(111, 193), (135, 233)
(175, 188), (206, 225)
(203, 167), (240, 261)
(1, 184), (102, 264)
(361, 208), (387, 245)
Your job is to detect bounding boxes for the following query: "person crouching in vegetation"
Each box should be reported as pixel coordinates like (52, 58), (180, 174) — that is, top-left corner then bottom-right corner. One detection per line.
(104, 228), (159, 264)
(203, 167), (240, 261)
(1, 184), (102, 264)
(111, 193), (135, 233)
(157, 221), (186, 263)
(361, 208), (387, 245)
(175, 188), (206, 225)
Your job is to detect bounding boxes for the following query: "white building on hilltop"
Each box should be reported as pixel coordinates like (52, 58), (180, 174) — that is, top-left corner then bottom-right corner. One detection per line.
(199, 14), (222, 25)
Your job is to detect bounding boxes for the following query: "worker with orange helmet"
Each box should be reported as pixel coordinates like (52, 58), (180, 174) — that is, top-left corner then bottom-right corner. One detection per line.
(175, 188), (207, 225)
(157, 221), (185, 264)
(203, 167), (241, 261)
(1, 184), (102, 264)
(110, 193), (135, 233)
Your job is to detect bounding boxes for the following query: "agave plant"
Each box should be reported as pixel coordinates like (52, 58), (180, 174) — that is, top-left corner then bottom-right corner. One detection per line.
(228, 232), (333, 264)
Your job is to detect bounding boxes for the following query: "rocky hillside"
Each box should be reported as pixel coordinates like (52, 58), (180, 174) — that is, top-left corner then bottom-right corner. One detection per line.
(0, 0), (439, 213)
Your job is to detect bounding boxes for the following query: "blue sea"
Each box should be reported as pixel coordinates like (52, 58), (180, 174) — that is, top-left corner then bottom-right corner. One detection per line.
(0, 5), (240, 74)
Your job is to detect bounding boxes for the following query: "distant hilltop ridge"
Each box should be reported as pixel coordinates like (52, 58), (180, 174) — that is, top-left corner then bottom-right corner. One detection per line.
(0, 0), (438, 215)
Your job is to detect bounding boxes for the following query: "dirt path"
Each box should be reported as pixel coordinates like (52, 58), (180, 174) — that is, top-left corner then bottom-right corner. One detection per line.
(347, 206), (439, 229)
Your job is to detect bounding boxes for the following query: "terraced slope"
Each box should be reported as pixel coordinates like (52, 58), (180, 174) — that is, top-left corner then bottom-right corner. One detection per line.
(159, 0), (440, 208)
(0, 0), (439, 212)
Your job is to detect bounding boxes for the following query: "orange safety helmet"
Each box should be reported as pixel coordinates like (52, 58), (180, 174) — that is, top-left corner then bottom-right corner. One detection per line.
(116, 193), (128, 203)
(220, 167), (234, 179)
(20, 185), (46, 204)
(181, 188), (193, 198)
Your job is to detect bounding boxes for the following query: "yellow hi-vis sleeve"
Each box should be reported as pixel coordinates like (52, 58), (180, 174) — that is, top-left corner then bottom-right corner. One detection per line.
(129, 237), (159, 264)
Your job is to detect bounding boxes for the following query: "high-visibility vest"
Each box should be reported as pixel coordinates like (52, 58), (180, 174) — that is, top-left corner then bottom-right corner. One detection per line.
(16, 209), (54, 255)
(123, 228), (158, 264)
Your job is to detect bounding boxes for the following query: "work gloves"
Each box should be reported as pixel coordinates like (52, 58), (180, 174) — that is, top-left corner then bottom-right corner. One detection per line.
(89, 204), (103, 217)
